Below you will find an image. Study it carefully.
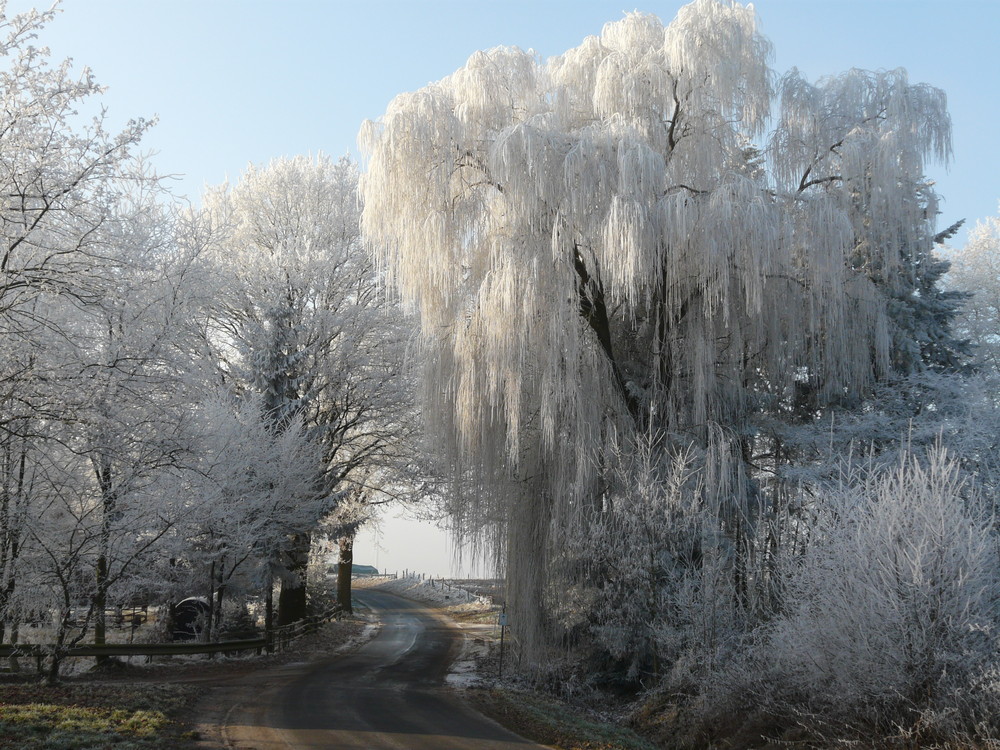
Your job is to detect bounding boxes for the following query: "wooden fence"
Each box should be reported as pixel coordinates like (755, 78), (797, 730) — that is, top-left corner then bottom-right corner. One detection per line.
(0, 606), (340, 670)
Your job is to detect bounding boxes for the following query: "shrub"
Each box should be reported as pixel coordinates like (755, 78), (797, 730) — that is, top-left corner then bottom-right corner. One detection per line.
(755, 447), (1000, 740)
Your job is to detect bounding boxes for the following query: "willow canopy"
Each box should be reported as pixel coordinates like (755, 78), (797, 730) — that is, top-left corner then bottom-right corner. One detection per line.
(360, 0), (954, 654)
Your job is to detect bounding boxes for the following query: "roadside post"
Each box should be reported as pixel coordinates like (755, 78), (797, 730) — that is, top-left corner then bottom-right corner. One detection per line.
(498, 604), (508, 680)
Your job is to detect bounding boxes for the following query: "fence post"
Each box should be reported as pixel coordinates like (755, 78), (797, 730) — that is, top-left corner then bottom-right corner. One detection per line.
(499, 603), (507, 680)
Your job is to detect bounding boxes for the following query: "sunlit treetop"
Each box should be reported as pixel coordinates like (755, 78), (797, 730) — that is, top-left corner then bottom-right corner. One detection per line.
(361, 0), (950, 452)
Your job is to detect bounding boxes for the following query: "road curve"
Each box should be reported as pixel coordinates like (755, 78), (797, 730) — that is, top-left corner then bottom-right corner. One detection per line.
(222, 589), (544, 749)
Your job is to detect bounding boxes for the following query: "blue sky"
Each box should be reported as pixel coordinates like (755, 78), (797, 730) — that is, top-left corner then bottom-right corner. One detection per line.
(17, 0), (1000, 576)
(20, 0), (999, 243)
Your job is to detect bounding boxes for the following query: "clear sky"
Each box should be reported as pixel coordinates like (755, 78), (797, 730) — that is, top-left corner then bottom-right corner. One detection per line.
(15, 0), (999, 576)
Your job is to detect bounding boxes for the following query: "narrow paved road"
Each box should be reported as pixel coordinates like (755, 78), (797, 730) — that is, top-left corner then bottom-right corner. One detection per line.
(222, 589), (544, 749)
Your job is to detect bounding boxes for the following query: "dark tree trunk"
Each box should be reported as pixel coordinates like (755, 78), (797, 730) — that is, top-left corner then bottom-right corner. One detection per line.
(0, 436), (26, 647)
(93, 554), (108, 666)
(337, 534), (354, 614)
(92, 454), (115, 668)
(277, 532), (310, 626)
(264, 573), (275, 653)
(7, 621), (18, 672)
(277, 578), (307, 626)
(0, 556), (16, 646)
(45, 649), (62, 686)
(46, 599), (73, 685)
(572, 245), (640, 421)
(213, 559), (226, 634)
(206, 560), (216, 642)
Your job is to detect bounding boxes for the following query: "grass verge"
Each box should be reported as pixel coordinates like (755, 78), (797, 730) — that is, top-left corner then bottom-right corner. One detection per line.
(468, 686), (659, 750)
(0, 682), (201, 749)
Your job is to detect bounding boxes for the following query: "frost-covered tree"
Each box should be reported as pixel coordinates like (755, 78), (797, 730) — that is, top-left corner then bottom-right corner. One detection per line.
(179, 393), (323, 640)
(0, 3), (150, 386)
(0, 0), (154, 554)
(360, 0), (958, 659)
(947, 211), (1000, 374)
(551, 431), (740, 683)
(65, 193), (205, 660)
(199, 155), (417, 623)
(11, 424), (186, 683)
(0, 178), (205, 678)
(0, 0), (194, 674)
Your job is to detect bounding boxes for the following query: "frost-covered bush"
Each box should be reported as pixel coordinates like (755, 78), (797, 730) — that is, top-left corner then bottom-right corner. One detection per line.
(550, 429), (750, 687)
(751, 447), (1000, 739)
(581, 435), (707, 681)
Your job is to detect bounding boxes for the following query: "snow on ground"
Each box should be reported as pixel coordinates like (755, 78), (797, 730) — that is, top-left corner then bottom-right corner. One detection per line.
(334, 617), (380, 655)
(445, 628), (499, 689)
(354, 574), (495, 613)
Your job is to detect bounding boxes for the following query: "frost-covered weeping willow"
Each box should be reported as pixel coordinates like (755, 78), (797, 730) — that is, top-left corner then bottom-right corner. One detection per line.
(360, 0), (954, 657)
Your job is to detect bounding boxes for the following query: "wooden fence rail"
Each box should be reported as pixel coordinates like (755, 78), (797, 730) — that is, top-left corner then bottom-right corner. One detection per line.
(0, 638), (266, 659)
(0, 606), (340, 664)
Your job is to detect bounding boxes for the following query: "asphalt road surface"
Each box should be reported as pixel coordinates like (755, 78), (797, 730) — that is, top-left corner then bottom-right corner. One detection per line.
(222, 589), (544, 749)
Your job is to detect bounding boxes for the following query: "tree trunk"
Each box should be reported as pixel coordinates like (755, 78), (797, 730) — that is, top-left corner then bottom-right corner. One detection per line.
(264, 573), (274, 653)
(46, 603), (72, 685)
(337, 534), (354, 614)
(206, 560), (216, 642)
(162, 557), (177, 644)
(45, 649), (62, 686)
(277, 577), (307, 625)
(277, 532), (310, 625)
(0, 471), (10, 646)
(507, 482), (553, 663)
(7, 620), (18, 672)
(0, 558), (16, 645)
(92, 454), (114, 668)
(93, 554), (108, 666)
(1, 441), (26, 653)
(214, 559), (226, 634)
(573, 245), (639, 421)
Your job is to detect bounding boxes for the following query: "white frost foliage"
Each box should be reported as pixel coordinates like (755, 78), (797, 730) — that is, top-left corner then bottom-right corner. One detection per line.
(550, 427), (758, 682)
(772, 68), (951, 285)
(360, 1), (781, 463)
(560, 126), (616, 236)
(764, 448), (1000, 727)
(185, 392), (325, 596)
(665, 0), (772, 134)
(196, 394), (320, 521)
(202, 154), (361, 287)
(593, 15), (673, 132)
(448, 47), (540, 134)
